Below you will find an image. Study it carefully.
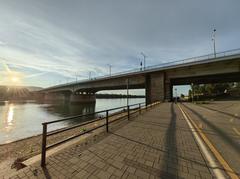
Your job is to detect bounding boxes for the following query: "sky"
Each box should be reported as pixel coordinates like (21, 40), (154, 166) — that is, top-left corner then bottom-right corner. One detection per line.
(0, 0), (240, 95)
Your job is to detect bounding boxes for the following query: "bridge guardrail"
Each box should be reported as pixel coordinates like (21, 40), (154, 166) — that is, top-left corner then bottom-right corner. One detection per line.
(41, 101), (160, 167)
(47, 48), (240, 89)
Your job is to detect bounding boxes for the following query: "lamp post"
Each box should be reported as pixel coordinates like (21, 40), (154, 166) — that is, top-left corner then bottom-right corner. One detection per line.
(191, 83), (194, 103)
(126, 78), (129, 106)
(140, 52), (147, 70)
(174, 88), (177, 103)
(212, 29), (216, 58)
(107, 64), (112, 76)
(140, 60), (143, 71)
(89, 72), (91, 80)
(75, 72), (78, 83)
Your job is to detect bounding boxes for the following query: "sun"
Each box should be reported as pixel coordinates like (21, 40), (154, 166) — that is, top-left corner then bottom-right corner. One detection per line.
(11, 77), (20, 82)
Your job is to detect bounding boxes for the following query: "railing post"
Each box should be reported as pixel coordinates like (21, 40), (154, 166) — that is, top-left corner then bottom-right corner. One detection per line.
(41, 123), (47, 167)
(106, 110), (109, 132)
(139, 103), (141, 114)
(127, 106), (130, 120)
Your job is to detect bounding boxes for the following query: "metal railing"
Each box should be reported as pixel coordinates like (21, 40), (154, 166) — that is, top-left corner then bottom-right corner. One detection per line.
(44, 48), (240, 90)
(41, 101), (160, 167)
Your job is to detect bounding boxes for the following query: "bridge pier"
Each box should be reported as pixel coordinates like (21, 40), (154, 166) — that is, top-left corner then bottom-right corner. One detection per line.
(70, 93), (96, 104)
(44, 93), (71, 103)
(44, 92), (96, 104)
(145, 72), (172, 104)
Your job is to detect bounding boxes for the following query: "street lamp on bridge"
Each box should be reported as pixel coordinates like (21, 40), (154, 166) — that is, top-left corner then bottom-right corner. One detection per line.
(107, 64), (112, 76)
(212, 29), (217, 58)
(140, 52), (147, 70)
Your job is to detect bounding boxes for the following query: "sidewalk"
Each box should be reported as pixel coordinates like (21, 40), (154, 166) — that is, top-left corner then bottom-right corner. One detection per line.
(7, 103), (213, 179)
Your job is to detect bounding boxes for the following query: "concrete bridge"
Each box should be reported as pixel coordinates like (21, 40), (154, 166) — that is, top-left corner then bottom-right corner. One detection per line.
(41, 49), (240, 104)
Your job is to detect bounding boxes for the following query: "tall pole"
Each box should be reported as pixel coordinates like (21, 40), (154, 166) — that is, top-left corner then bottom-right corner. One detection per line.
(141, 52), (147, 70)
(212, 29), (216, 58)
(126, 78), (129, 106)
(191, 83), (194, 103)
(75, 72), (77, 82)
(175, 88), (177, 103)
(89, 72), (91, 80)
(107, 64), (112, 76)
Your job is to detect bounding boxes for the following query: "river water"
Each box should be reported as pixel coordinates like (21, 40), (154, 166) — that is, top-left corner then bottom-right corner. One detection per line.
(0, 98), (145, 144)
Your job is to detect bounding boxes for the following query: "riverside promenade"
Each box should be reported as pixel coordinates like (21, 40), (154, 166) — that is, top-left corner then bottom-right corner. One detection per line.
(7, 103), (214, 179)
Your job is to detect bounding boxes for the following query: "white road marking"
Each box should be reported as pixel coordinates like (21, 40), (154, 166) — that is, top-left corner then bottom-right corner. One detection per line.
(178, 104), (226, 179)
(178, 105), (239, 179)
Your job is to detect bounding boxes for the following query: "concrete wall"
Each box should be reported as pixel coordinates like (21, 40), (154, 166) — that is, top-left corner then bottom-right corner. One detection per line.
(166, 59), (240, 82)
(146, 72), (167, 104)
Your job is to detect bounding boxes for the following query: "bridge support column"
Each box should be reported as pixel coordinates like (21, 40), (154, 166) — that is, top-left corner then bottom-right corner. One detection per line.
(44, 93), (70, 103)
(164, 80), (173, 102)
(145, 72), (172, 104)
(70, 93), (96, 104)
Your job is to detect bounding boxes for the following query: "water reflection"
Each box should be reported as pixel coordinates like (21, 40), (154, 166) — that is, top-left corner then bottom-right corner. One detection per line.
(0, 98), (144, 144)
(42, 102), (96, 117)
(41, 102), (97, 126)
(7, 104), (14, 129)
(0, 103), (16, 132)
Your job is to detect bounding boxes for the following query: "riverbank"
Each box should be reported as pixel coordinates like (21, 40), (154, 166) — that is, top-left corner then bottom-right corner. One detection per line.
(0, 106), (143, 176)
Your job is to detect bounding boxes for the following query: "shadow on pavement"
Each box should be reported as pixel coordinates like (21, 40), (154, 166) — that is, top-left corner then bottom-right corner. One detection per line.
(42, 167), (51, 179)
(110, 132), (208, 167)
(198, 105), (240, 120)
(159, 103), (178, 178)
(182, 104), (240, 154)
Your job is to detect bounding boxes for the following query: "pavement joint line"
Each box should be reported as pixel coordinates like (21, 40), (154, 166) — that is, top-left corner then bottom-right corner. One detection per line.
(178, 104), (239, 179)
(233, 127), (240, 136)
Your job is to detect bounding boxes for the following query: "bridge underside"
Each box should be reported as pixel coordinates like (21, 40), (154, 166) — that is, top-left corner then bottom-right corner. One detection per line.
(171, 72), (240, 85)
(44, 93), (96, 104)
(43, 72), (240, 104)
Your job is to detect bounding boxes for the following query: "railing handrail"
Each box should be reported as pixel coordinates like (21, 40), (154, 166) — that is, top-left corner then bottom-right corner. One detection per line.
(42, 102), (145, 125)
(43, 48), (240, 90)
(41, 101), (160, 167)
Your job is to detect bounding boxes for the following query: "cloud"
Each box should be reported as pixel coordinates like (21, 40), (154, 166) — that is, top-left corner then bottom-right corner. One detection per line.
(0, 0), (240, 87)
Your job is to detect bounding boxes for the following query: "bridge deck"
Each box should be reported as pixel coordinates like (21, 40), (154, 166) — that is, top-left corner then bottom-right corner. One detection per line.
(7, 103), (220, 179)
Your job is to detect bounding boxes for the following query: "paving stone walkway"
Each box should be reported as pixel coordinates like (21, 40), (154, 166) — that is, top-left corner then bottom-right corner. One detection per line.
(6, 103), (214, 179)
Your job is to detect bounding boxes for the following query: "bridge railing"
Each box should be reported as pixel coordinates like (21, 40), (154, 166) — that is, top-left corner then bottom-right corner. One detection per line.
(41, 101), (160, 167)
(49, 48), (240, 89)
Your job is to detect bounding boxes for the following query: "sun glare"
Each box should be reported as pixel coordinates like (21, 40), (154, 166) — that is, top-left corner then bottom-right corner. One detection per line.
(11, 77), (19, 82)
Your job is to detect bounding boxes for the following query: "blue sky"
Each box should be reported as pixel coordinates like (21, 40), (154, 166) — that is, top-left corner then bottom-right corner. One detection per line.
(0, 0), (240, 95)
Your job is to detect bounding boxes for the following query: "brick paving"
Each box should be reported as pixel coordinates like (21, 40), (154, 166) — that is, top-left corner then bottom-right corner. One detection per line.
(5, 103), (214, 179)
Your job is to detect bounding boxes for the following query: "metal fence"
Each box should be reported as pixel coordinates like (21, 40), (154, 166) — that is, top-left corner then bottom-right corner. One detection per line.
(41, 101), (160, 167)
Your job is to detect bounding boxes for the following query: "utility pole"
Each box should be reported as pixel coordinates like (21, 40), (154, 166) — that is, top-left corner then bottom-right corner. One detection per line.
(212, 29), (216, 58)
(107, 64), (112, 76)
(140, 52), (147, 70)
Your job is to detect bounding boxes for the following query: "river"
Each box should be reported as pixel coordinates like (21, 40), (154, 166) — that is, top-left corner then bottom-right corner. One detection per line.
(0, 98), (145, 144)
